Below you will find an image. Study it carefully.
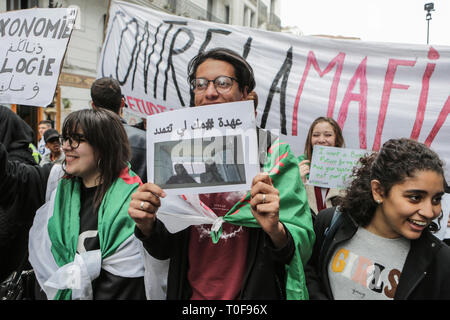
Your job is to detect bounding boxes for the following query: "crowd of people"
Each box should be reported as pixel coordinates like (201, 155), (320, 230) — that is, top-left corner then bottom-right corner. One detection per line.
(0, 47), (449, 300)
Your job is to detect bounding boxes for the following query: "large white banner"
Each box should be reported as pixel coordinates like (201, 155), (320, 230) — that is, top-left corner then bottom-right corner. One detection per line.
(0, 7), (76, 107)
(99, 1), (450, 180)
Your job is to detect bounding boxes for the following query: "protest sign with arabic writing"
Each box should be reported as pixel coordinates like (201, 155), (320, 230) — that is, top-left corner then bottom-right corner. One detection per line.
(146, 100), (259, 195)
(0, 7), (76, 107)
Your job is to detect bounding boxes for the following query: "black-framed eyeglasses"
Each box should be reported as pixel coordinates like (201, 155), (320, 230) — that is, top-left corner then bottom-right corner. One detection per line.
(60, 133), (87, 149)
(190, 76), (238, 94)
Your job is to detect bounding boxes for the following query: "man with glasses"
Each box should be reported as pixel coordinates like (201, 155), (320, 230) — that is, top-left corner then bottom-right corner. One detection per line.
(129, 48), (313, 300)
(188, 48), (255, 107)
(39, 129), (65, 166)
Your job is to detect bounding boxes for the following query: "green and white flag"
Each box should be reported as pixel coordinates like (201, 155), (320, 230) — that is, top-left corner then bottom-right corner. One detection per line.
(155, 139), (315, 300)
(29, 165), (144, 300)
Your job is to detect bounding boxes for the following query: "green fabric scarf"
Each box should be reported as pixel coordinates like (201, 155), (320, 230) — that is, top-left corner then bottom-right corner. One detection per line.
(211, 139), (315, 300)
(47, 166), (141, 300)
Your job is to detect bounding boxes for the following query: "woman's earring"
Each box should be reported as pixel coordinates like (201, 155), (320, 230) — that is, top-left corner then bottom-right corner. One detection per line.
(376, 199), (382, 204)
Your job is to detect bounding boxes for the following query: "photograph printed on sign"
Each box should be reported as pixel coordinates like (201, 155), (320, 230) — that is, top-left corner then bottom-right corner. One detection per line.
(154, 135), (246, 190)
(146, 101), (259, 195)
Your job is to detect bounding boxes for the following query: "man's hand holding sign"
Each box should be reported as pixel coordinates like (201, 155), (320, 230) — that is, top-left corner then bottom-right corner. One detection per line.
(250, 172), (287, 248)
(129, 183), (165, 237)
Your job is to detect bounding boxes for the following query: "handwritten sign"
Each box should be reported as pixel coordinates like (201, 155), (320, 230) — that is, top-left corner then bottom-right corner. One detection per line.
(147, 100), (259, 195)
(307, 145), (369, 189)
(0, 7), (77, 106)
(99, 1), (450, 182)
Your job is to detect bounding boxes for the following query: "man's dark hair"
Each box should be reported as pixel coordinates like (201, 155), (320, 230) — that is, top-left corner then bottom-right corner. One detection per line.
(62, 108), (130, 212)
(187, 48), (255, 94)
(39, 120), (52, 127)
(90, 77), (123, 114)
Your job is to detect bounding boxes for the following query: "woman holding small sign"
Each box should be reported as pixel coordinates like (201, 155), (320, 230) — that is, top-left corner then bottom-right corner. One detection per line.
(298, 117), (345, 217)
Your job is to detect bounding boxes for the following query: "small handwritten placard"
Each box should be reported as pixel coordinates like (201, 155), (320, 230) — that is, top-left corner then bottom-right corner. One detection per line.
(308, 145), (370, 189)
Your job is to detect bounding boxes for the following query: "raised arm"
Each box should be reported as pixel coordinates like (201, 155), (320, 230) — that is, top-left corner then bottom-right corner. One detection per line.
(0, 143), (51, 222)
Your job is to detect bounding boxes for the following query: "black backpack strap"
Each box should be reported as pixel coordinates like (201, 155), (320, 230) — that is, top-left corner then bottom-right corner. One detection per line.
(318, 207), (343, 269)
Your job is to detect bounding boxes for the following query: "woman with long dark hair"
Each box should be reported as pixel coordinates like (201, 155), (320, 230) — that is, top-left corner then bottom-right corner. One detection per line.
(0, 108), (146, 300)
(305, 138), (450, 299)
(298, 117), (345, 217)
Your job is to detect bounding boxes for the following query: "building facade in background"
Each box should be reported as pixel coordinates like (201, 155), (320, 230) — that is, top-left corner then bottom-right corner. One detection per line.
(1, 0), (281, 138)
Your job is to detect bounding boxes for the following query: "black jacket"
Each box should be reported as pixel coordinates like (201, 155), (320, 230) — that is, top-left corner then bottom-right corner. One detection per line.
(136, 219), (295, 299)
(305, 207), (450, 300)
(123, 121), (147, 183)
(0, 106), (50, 281)
(0, 149), (51, 282)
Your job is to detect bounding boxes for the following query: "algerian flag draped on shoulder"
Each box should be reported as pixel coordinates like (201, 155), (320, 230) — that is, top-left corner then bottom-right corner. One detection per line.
(156, 139), (315, 300)
(29, 164), (145, 300)
(216, 139), (315, 300)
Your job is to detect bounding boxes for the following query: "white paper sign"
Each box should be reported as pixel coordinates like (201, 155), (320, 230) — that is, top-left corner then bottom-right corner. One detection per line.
(308, 145), (369, 189)
(146, 100), (259, 195)
(0, 8), (77, 106)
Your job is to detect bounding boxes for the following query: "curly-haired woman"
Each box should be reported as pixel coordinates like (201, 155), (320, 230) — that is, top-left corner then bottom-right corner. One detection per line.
(305, 138), (450, 300)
